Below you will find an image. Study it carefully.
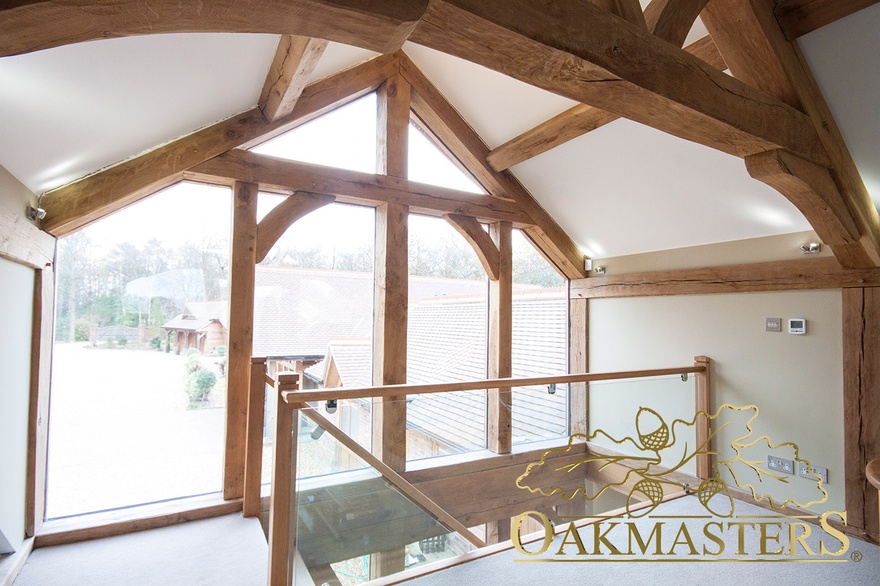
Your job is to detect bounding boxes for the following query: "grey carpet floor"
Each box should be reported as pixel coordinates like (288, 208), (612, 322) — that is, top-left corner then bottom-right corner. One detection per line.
(407, 496), (880, 586)
(14, 514), (267, 585)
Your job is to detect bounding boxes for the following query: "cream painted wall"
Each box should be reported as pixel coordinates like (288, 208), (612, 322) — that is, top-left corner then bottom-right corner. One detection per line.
(589, 290), (844, 514)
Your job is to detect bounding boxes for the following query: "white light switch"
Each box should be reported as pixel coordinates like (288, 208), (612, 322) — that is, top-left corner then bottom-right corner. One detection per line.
(765, 318), (781, 332)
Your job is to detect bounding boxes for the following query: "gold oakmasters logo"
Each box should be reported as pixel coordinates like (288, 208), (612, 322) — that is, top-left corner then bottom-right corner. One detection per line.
(512, 405), (853, 563)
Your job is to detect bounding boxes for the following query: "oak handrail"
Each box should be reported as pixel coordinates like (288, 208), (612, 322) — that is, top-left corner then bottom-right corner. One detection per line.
(283, 364), (706, 404)
(868, 458), (880, 491)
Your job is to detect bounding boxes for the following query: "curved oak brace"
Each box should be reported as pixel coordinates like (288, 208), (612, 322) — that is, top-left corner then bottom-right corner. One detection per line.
(644, 0), (712, 46)
(745, 149), (877, 268)
(256, 191), (335, 263)
(444, 213), (500, 280)
(0, 0), (427, 57)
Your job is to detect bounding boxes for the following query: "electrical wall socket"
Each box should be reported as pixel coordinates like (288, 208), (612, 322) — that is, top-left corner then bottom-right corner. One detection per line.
(767, 456), (794, 474)
(798, 462), (829, 484)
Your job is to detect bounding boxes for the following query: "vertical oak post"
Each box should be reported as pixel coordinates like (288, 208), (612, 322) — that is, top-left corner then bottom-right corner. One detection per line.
(694, 355), (711, 480)
(569, 297), (589, 436)
(244, 356), (268, 517)
(843, 288), (880, 539)
(488, 221), (512, 454)
(268, 373), (299, 586)
(225, 181), (259, 499)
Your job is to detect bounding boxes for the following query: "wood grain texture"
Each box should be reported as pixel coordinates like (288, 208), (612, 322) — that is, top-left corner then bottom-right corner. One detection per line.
(34, 498), (243, 548)
(444, 213), (500, 280)
(694, 356), (711, 480)
(259, 36), (329, 122)
(243, 357), (267, 518)
(372, 203), (408, 472)
(644, 0), (711, 46)
(224, 182), (258, 500)
(399, 52), (587, 279)
(488, 222), (513, 454)
(775, 0), (880, 39)
(702, 0), (802, 109)
(284, 365), (707, 404)
(570, 257), (880, 299)
(569, 298), (589, 436)
(187, 149), (532, 225)
(745, 149), (867, 265)
(843, 288), (868, 535)
(726, 0), (880, 263)
(0, 204), (54, 269)
(485, 32), (725, 172)
(41, 53), (398, 236)
(376, 73), (411, 178)
(411, 0), (828, 164)
(256, 191), (335, 263)
(268, 383), (296, 586)
(0, 0), (428, 57)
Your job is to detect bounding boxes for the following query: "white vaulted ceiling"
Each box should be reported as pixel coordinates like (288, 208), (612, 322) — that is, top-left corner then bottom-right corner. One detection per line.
(0, 5), (878, 259)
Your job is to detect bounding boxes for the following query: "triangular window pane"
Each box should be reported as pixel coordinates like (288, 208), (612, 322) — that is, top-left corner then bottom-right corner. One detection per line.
(408, 123), (485, 194)
(251, 93), (377, 174)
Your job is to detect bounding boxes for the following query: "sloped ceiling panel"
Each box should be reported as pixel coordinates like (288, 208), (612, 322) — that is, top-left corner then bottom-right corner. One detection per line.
(0, 33), (280, 194)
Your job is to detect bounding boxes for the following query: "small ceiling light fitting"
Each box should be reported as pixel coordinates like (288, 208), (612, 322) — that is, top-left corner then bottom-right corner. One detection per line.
(800, 243), (822, 254)
(594, 266), (606, 275)
(26, 205), (46, 221)
(325, 399), (337, 414)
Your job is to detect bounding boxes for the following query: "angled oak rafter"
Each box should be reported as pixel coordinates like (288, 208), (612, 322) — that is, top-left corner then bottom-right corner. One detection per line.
(444, 214), (501, 280)
(40, 53), (398, 236)
(486, 34), (724, 172)
(0, 0), (428, 57)
(410, 0), (828, 164)
(259, 36), (329, 122)
(703, 0), (880, 267)
(256, 191), (336, 263)
(643, 0), (712, 46)
(186, 150), (533, 226)
(398, 52), (587, 279)
(774, 0), (880, 40)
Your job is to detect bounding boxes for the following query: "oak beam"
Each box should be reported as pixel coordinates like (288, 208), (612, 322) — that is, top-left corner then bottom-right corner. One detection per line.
(399, 53), (587, 279)
(702, 0), (802, 110)
(256, 192), (336, 263)
(444, 214), (500, 280)
(225, 181), (259, 499)
(775, 0), (880, 40)
(259, 36), (329, 123)
(643, 0), (711, 47)
(569, 298), (589, 436)
(488, 222), (513, 454)
(187, 150), (532, 226)
(372, 203), (409, 472)
(745, 149), (872, 267)
(485, 34), (725, 172)
(0, 0), (427, 58)
(704, 0), (880, 265)
(377, 73), (411, 178)
(410, 0), (828, 164)
(41, 53), (399, 236)
(842, 288), (880, 541)
(569, 256), (880, 299)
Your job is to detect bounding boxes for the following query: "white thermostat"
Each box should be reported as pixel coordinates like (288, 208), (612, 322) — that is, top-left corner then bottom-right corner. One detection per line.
(788, 318), (807, 334)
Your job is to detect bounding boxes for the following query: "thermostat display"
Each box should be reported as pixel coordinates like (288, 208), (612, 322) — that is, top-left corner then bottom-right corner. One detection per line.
(788, 319), (806, 334)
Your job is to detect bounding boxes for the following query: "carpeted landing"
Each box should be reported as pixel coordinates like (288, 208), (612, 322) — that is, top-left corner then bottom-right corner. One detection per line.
(13, 514), (267, 585)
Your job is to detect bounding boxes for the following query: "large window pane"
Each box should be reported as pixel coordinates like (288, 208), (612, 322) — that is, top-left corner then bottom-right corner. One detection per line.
(48, 182), (231, 518)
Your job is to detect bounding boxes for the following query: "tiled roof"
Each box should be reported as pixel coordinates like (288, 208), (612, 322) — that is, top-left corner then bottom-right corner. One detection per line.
(251, 266), (493, 358)
(162, 300), (228, 332)
(307, 289), (568, 451)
